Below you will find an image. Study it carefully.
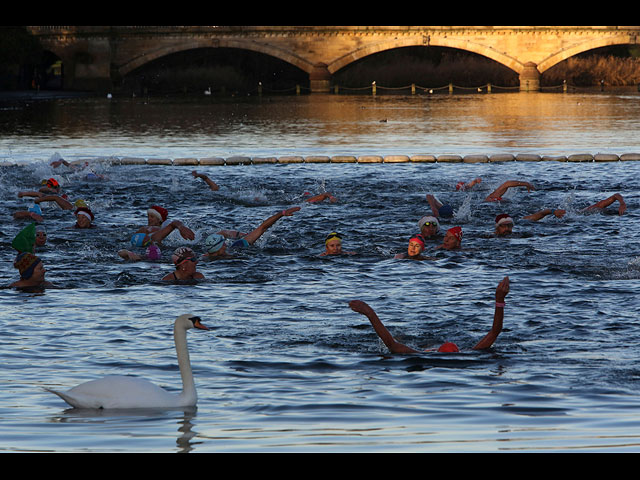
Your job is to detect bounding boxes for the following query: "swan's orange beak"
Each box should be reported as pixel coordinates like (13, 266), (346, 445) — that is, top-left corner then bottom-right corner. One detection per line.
(190, 316), (209, 330)
(194, 319), (209, 330)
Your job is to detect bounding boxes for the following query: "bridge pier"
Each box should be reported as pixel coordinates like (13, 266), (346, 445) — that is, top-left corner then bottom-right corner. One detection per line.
(309, 63), (332, 93)
(519, 62), (541, 92)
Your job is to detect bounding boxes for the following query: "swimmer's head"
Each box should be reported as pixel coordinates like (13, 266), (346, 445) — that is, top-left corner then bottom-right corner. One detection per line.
(443, 226), (463, 250)
(147, 205), (168, 225)
(45, 178), (59, 189)
(408, 234), (425, 256)
(495, 213), (514, 236)
(145, 244), (161, 260)
(418, 215), (439, 235)
(437, 342), (460, 353)
(325, 232), (343, 255)
(74, 207), (94, 228)
(205, 233), (225, 254)
(28, 203), (42, 215)
(131, 233), (151, 248)
(14, 252), (42, 280)
(172, 246), (196, 265)
(325, 232), (342, 245)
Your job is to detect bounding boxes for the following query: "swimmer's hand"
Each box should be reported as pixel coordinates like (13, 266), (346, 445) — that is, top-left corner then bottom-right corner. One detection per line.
(349, 300), (373, 315)
(496, 276), (509, 302)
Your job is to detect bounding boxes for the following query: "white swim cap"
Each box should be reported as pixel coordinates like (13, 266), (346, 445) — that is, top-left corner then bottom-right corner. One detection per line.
(205, 234), (225, 253)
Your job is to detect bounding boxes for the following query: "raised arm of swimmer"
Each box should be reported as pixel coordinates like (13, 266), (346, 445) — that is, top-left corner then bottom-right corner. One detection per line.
(472, 276), (509, 350)
(583, 193), (626, 215)
(485, 181), (535, 202)
(150, 219), (195, 243)
(348, 300), (419, 353)
(523, 208), (566, 221)
(34, 194), (73, 210)
(192, 170), (220, 191)
(349, 276), (510, 353)
(242, 206), (300, 245)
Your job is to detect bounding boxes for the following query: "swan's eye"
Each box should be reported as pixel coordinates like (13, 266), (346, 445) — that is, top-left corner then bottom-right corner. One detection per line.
(189, 316), (202, 324)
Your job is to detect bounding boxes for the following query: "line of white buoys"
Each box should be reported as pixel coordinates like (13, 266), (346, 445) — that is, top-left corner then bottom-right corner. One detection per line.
(3, 153), (640, 168)
(85, 152), (640, 165)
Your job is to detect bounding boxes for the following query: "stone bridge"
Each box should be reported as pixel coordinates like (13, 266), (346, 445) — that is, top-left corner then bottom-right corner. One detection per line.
(27, 26), (640, 92)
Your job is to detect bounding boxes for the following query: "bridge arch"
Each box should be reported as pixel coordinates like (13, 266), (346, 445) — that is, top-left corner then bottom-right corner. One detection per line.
(327, 35), (524, 76)
(537, 34), (640, 73)
(118, 38), (315, 77)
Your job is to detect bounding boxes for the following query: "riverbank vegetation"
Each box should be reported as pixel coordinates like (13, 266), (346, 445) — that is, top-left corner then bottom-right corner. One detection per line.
(334, 46), (640, 90)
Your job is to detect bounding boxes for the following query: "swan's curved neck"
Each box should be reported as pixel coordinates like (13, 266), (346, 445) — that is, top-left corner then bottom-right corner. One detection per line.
(174, 324), (196, 405)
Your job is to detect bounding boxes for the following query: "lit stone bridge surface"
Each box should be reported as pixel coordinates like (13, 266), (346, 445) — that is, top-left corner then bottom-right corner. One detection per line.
(27, 26), (640, 92)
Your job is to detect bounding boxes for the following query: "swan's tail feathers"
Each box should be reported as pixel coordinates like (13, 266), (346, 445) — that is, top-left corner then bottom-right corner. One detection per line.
(44, 387), (87, 409)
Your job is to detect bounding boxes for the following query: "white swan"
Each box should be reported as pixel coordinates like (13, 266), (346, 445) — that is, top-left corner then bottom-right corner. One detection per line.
(45, 314), (209, 409)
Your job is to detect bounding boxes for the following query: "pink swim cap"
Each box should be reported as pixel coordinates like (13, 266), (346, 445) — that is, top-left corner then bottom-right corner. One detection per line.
(146, 245), (161, 260)
(438, 342), (460, 353)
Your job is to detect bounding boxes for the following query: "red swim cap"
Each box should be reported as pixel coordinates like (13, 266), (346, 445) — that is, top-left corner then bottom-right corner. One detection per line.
(438, 342), (460, 353)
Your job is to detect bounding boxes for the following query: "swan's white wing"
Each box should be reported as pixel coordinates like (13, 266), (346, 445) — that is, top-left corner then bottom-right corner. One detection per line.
(46, 375), (180, 409)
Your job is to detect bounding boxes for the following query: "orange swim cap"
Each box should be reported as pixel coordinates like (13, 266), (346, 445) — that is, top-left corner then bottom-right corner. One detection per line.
(437, 342), (460, 353)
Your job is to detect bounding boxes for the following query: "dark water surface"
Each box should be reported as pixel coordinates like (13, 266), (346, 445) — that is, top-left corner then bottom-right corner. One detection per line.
(2, 92), (640, 452)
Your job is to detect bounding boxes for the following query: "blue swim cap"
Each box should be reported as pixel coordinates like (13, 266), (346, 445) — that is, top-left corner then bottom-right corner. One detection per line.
(439, 204), (454, 218)
(205, 233), (225, 253)
(28, 204), (42, 215)
(230, 238), (250, 250)
(130, 233), (151, 247)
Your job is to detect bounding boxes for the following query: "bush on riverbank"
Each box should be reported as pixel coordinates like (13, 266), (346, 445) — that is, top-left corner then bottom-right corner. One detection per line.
(333, 46), (640, 90)
(542, 55), (640, 87)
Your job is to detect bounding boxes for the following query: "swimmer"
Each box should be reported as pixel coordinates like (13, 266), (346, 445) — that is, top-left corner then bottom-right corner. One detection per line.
(456, 177), (482, 191)
(192, 170), (220, 191)
(304, 192), (338, 203)
(219, 206), (301, 250)
(13, 203), (44, 222)
(494, 213), (514, 236)
(418, 215), (440, 240)
(143, 205), (169, 229)
(73, 206), (95, 229)
(17, 178), (65, 199)
(320, 232), (356, 256)
(435, 226), (463, 250)
(161, 247), (205, 281)
(348, 276), (510, 354)
(426, 194), (454, 218)
(11, 222), (37, 254)
(485, 180), (535, 202)
(10, 252), (53, 289)
(201, 233), (236, 261)
(136, 205), (195, 242)
(39, 178), (62, 195)
(394, 234), (432, 260)
(50, 158), (71, 168)
(35, 225), (47, 249)
(117, 233), (162, 261)
(524, 193), (626, 221)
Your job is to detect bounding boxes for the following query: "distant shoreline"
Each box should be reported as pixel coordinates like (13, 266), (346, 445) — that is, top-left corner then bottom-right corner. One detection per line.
(0, 90), (96, 101)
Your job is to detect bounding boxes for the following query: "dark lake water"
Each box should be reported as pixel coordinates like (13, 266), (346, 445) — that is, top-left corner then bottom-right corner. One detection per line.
(2, 91), (640, 452)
